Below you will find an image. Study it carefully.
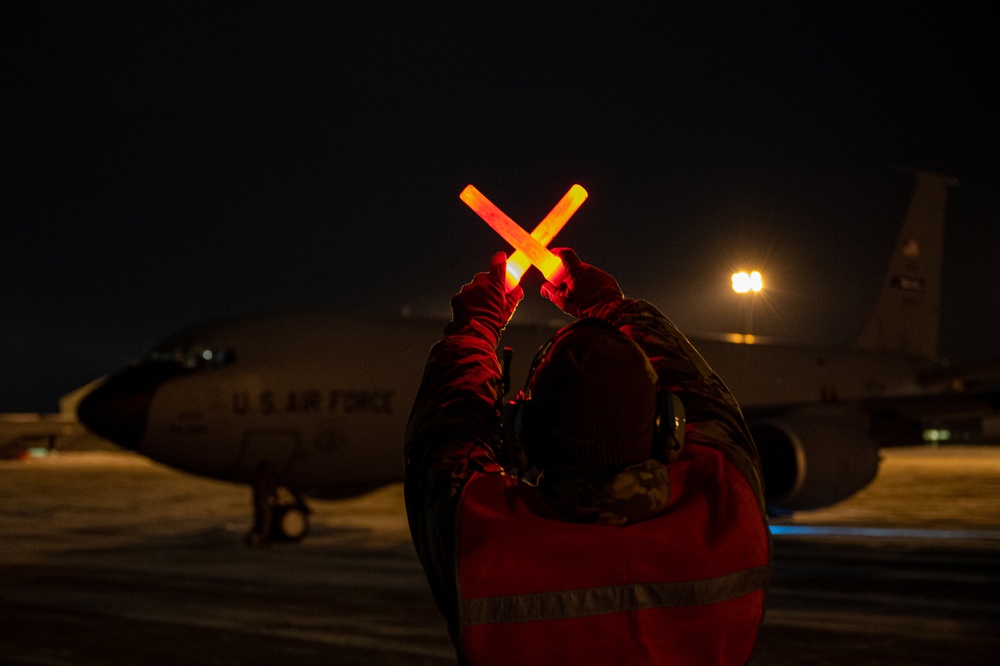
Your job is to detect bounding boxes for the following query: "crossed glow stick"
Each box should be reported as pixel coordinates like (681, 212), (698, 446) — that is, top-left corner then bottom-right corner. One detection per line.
(459, 184), (588, 291)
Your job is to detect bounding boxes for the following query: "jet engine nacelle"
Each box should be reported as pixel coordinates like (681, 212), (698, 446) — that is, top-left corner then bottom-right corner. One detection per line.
(750, 407), (881, 512)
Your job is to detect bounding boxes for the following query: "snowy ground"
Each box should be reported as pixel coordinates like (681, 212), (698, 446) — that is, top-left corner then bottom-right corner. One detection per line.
(1, 447), (998, 665)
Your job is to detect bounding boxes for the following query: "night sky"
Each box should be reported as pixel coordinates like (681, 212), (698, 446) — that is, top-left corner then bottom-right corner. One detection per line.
(4, 3), (998, 412)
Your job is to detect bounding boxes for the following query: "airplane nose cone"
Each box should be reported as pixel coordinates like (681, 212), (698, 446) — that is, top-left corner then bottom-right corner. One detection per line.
(77, 365), (167, 451)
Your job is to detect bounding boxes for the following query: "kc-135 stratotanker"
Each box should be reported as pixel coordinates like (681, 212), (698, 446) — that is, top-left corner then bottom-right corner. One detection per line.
(78, 170), (1000, 541)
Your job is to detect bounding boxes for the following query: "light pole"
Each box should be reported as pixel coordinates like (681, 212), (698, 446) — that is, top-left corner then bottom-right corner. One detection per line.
(731, 271), (763, 341)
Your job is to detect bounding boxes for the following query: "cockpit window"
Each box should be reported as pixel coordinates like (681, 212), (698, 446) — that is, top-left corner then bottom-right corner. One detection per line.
(147, 344), (234, 370)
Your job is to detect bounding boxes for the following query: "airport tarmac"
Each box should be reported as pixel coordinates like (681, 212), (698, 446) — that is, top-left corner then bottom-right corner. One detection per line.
(2, 446), (999, 665)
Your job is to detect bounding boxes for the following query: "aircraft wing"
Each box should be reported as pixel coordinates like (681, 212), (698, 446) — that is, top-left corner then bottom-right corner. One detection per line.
(0, 414), (84, 458)
(918, 358), (1000, 392)
(863, 383), (1000, 444)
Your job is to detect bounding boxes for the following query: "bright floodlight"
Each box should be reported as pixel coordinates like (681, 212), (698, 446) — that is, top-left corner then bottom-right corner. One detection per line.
(732, 270), (763, 294)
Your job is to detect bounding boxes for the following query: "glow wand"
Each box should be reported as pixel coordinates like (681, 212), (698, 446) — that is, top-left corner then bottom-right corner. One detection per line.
(504, 184), (588, 290)
(460, 184), (587, 291)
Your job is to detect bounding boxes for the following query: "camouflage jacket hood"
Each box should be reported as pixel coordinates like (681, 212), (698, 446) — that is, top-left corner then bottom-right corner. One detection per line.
(536, 458), (671, 526)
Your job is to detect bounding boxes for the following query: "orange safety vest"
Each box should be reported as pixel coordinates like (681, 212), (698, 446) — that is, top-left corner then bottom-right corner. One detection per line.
(455, 444), (770, 665)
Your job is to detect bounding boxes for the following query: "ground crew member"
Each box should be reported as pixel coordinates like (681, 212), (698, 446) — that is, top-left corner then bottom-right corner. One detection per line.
(404, 249), (770, 665)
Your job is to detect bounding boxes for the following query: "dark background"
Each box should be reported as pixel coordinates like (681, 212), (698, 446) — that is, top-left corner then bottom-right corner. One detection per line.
(4, 2), (997, 411)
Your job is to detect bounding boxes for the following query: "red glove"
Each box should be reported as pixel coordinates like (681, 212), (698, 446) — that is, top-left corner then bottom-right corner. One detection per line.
(445, 252), (524, 343)
(540, 248), (623, 319)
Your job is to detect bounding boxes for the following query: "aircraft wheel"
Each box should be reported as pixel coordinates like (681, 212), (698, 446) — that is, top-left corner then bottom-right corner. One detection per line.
(271, 506), (309, 542)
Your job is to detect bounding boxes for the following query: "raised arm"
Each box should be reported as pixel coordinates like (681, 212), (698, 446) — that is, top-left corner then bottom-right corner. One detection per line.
(403, 252), (523, 623)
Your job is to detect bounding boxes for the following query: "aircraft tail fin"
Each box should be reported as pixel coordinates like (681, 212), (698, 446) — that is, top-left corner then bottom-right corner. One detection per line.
(853, 169), (958, 359)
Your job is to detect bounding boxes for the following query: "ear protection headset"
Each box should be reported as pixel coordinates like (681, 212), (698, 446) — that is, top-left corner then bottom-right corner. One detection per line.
(501, 318), (685, 469)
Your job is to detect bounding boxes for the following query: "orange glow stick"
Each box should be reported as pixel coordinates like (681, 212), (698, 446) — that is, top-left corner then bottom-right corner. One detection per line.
(460, 184), (587, 290)
(459, 185), (565, 282)
(505, 184), (588, 289)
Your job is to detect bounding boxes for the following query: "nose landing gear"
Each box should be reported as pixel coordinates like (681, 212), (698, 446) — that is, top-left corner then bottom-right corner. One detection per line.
(245, 463), (311, 547)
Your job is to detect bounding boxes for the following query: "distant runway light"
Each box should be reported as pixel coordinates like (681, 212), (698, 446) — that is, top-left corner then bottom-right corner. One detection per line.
(732, 270), (763, 294)
(923, 428), (952, 442)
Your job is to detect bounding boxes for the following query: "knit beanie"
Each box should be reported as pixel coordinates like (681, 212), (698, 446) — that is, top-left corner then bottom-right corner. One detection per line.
(522, 322), (658, 472)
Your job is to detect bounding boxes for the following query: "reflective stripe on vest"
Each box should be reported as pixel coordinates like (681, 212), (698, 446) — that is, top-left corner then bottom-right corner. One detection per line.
(462, 565), (769, 625)
(455, 445), (770, 664)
